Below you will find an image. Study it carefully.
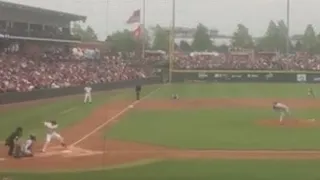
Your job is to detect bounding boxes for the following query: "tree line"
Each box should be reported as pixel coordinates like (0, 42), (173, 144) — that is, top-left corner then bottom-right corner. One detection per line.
(73, 21), (320, 54)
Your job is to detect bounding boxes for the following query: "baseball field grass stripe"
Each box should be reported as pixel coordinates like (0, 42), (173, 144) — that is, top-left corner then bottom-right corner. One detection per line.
(6, 160), (320, 180)
(59, 107), (78, 115)
(70, 86), (163, 147)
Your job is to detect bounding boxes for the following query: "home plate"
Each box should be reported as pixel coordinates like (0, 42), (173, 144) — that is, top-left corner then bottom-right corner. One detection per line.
(61, 150), (72, 153)
(0, 158), (5, 161)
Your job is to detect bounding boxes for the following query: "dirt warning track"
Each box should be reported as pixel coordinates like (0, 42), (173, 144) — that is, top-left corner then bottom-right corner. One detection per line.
(2, 95), (320, 171)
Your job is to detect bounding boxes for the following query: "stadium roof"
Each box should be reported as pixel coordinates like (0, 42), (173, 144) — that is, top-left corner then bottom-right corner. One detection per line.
(0, 0), (87, 22)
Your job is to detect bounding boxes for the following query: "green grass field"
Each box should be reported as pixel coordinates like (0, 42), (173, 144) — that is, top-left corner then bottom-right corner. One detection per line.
(2, 83), (320, 180)
(0, 86), (158, 141)
(106, 108), (320, 150)
(4, 160), (320, 180)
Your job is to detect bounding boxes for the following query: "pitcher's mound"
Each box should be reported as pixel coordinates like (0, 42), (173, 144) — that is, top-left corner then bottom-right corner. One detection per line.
(258, 119), (319, 128)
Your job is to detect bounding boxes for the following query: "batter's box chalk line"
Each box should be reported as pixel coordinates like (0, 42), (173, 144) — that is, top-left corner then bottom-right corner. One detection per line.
(36, 146), (102, 158)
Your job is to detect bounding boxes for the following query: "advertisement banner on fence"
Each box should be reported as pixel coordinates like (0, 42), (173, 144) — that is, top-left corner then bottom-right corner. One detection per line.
(313, 77), (320, 82)
(198, 72), (208, 79)
(247, 74), (260, 79)
(296, 74), (307, 82)
(173, 71), (301, 83)
(306, 73), (320, 83)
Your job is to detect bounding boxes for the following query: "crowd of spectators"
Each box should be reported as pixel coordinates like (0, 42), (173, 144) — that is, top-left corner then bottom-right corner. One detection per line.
(174, 51), (320, 71)
(3, 42), (320, 94)
(0, 53), (149, 93)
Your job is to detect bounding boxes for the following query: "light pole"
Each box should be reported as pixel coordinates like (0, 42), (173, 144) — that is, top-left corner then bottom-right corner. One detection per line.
(106, 0), (109, 37)
(141, 0), (146, 59)
(286, 0), (290, 55)
(169, 0), (175, 83)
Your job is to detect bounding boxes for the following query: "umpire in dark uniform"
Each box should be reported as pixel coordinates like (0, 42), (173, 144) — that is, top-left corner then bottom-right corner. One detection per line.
(5, 127), (23, 156)
(135, 85), (142, 100)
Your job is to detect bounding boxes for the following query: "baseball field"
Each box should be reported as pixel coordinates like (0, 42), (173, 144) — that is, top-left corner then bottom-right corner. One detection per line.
(2, 83), (320, 180)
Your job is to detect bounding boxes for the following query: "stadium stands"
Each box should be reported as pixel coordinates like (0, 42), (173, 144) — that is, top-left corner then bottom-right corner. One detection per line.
(0, 0), (85, 41)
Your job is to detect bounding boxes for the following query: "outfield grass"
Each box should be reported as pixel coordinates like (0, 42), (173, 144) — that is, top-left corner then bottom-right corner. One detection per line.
(155, 83), (318, 98)
(0, 86), (158, 141)
(3, 160), (320, 180)
(106, 108), (320, 150)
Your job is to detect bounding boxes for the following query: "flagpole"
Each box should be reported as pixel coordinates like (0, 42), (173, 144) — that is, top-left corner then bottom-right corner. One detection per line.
(168, 0), (175, 83)
(141, 0), (146, 60)
(106, 0), (109, 37)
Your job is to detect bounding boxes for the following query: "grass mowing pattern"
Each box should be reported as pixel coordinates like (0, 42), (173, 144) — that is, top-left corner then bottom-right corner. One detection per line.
(3, 160), (320, 180)
(0, 85), (159, 141)
(155, 83), (318, 98)
(106, 108), (320, 149)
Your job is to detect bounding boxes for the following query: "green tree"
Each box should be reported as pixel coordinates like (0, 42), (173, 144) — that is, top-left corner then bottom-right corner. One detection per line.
(107, 29), (139, 52)
(257, 20), (278, 50)
(257, 20), (291, 53)
(179, 40), (192, 52)
(72, 23), (98, 41)
(302, 24), (317, 53)
(191, 23), (213, 51)
(277, 20), (291, 53)
(152, 25), (170, 51)
(314, 33), (320, 54)
(231, 24), (254, 48)
(294, 40), (302, 51)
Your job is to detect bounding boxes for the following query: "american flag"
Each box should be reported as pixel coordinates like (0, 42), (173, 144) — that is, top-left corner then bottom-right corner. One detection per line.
(126, 9), (140, 24)
(133, 25), (141, 38)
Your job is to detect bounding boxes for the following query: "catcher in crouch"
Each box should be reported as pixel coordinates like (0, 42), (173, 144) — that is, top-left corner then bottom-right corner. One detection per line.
(273, 102), (290, 124)
(13, 134), (36, 158)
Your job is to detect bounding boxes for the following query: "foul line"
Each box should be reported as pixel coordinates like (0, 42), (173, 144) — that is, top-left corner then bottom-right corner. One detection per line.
(70, 87), (162, 147)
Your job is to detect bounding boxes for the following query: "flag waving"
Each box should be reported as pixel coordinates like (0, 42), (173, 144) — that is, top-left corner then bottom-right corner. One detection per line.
(126, 9), (141, 24)
(133, 25), (141, 38)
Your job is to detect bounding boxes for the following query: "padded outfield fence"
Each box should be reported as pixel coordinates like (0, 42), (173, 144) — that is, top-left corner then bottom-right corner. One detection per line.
(170, 70), (320, 83)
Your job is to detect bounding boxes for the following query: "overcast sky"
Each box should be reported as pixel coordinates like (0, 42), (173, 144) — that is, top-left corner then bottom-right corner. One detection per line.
(4, 0), (320, 40)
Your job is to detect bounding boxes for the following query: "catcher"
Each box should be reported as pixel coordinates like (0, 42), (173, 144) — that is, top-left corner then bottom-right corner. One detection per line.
(14, 134), (36, 158)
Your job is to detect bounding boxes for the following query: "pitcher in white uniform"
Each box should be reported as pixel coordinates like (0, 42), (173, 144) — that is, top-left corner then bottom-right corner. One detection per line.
(84, 86), (92, 103)
(41, 120), (66, 152)
(272, 102), (290, 124)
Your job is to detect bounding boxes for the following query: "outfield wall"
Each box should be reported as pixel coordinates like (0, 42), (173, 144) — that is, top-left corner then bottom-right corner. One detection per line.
(171, 71), (320, 83)
(0, 77), (161, 105)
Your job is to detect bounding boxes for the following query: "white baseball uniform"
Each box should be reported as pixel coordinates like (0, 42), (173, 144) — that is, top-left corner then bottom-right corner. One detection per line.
(44, 122), (63, 143)
(84, 86), (92, 103)
(22, 139), (33, 155)
(273, 102), (290, 123)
